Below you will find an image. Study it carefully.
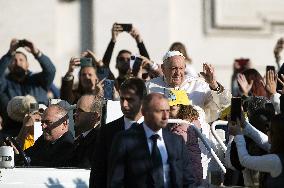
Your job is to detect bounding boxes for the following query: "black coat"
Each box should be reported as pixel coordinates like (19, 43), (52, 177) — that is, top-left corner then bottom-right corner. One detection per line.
(107, 124), (195, 188)
(25, 131), (74, 167)
(69, 127), (100, 168)
(89, 116), (125, 188)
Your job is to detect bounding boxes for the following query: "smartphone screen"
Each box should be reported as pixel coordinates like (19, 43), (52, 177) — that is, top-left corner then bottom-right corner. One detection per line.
(80, 58), (93, 67)
(231, 97), (242, 122)
(118, 23), (132, 32)
(104, 79), (114, 100)
(266, 65), (275, 73)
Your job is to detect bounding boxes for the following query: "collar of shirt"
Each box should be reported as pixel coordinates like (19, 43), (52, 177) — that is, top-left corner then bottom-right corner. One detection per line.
(124, 116), (144, 130)
(142, 122), (163, 141)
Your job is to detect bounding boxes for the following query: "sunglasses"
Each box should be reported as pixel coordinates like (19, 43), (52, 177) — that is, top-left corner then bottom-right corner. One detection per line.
(41, 114), (69, 131)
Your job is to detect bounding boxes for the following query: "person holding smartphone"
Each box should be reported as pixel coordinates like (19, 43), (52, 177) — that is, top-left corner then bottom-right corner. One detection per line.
(100, 23), (158, 88)
(0, 39), (56, 136)
(60, 56), (105, 104)
(228, 112), (284, 187)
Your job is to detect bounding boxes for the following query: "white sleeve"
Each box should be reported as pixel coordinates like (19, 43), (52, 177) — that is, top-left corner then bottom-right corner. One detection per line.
(270, 93), (281, 114)
(243, 121), (270, 151)
(234, 135), (282, 177)
(203, 86), (232, 123)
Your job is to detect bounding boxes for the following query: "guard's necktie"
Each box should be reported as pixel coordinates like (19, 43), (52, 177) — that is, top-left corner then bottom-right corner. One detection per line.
(150, 134), (164, 187)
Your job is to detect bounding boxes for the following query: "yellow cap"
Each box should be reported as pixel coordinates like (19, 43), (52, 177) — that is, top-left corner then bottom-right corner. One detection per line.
(168, 89), (191, 106)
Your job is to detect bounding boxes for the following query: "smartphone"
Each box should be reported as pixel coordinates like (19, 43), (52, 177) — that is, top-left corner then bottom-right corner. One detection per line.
(104, 79), (114, 100)
(130, 56), (143, 76)
(80, 58), (93, 67)
(266, 65), (275, 73)
(231, 97), (242, 122)
(18, 40), (27, 47)
(118, 23), (132, 32)
(29, 103), (39, 113)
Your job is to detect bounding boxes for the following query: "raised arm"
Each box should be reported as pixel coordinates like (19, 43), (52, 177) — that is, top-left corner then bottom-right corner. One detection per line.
(102, 23), (123, 67)
(0, 39), (20, 90)
(24, 39), (56, 90)
(234, 135), (281, 177)
(200, 63), (232, 122)
(129, 27), (150, 59)
(60, 57), (80, 104)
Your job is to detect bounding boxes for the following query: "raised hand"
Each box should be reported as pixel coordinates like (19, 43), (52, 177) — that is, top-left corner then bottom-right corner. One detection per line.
(228, 118), (243, 136)
(95, 78), (105, 97)
(200, 63), (218, 89)
(129, 27), (142, 43)
(237, 73), (253, 96)
(67, 57), (80, 75)
(263, 70), (277, 97)
(111, 23), (123, 42)
(274, 37), (284, 63)
(22, 39), (40, 55)
(9, 38), (20, 54)
(277, 74), (284, 94)
(81, 50), (104, 67)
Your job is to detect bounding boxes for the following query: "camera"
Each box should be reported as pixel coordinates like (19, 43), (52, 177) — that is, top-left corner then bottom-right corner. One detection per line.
(29, 103), (39, 114)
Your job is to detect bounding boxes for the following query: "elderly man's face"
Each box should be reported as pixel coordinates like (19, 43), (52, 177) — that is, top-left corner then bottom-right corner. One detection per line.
(41, 107), (68, 142)
(162, 56), (186, 87)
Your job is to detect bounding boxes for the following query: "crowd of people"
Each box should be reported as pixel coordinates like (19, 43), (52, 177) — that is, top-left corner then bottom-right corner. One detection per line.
(0, 23), (284, 187)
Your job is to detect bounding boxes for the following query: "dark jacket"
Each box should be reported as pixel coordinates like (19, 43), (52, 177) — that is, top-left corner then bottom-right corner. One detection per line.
(24, 131), (74, 167)
(89, 116), (125, 188)
(0, 52), (56, 105)
(0, 52), (55, 134)
(186, 126), (203, 185)
(69, 127), (100, 168)
(107, 124), (195, 188)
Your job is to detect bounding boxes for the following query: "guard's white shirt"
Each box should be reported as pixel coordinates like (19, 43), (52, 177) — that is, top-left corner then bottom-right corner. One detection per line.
(124, 116), (144, 130)
(143, 123), (170, 188)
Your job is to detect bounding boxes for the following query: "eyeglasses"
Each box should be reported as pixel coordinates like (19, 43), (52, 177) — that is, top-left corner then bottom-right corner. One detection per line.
(41, 114), (69, 130)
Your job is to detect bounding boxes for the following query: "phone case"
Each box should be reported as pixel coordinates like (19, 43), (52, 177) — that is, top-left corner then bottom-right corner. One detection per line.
(104, 79), (114, 100)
